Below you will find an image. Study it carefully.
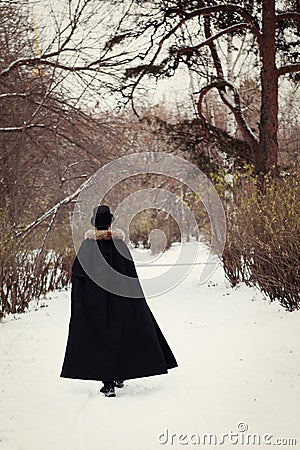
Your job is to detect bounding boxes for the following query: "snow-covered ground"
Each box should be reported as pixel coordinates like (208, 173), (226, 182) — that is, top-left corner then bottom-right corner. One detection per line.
(1, 242), (300, 450)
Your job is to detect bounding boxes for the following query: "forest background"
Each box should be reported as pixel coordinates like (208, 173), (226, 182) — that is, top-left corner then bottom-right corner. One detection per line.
(0, 0), (299, 315)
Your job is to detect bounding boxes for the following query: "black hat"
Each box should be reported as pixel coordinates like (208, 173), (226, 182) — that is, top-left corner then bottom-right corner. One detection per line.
(91, 205), (114, 228)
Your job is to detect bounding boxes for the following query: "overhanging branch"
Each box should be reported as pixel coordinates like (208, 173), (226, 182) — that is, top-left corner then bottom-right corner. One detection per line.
(166, 4), (261, 32)
(177, 23), (262, 58)
(0, 53), (129, 78)
(277, 63), (300, 77)
(129, 3), (262, 111)
(16, 173), (95, 241)
(276, 12), (300, 23)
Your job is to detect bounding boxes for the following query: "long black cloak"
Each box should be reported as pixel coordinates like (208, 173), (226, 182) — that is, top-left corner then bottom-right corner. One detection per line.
(60, 228), (178, 381)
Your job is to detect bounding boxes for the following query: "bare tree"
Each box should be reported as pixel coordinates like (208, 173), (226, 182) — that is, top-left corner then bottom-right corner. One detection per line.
(104, 0), (300, 184)
(0, 0), (129, 313)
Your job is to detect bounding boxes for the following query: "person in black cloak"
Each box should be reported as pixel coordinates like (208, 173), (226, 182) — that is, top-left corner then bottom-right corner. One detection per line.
(60, 205), (178, 397)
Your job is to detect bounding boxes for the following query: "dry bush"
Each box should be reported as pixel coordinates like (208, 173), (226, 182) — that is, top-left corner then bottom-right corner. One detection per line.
(222, 168), (300, 311)
(0, 209), (74, 315)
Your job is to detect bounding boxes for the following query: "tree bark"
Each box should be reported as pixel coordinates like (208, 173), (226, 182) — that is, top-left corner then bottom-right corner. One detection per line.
(258, 0), (279, 178)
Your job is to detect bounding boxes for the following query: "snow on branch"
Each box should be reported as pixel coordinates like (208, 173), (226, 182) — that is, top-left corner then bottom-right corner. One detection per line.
(0, 124), (46, 132)
(0, 93), (27, 99)
(16, 172), (95, 241)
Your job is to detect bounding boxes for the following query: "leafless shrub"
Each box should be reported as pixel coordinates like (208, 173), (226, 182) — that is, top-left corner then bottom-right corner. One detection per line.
(222, 169), (300, 311)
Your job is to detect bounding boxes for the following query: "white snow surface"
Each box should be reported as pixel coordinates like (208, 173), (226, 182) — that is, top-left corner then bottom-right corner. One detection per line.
(1, 242), (300, 450)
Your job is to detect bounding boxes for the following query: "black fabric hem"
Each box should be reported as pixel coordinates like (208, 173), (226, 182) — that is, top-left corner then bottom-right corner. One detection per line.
(60, 365), (177, 382)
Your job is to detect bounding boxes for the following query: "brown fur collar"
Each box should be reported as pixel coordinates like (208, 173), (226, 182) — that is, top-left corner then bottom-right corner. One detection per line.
(84, 228), (125, 241)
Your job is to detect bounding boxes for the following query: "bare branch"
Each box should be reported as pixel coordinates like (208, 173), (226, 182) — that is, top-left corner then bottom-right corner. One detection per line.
(166, 3), (259, 26)
(129, 3), (262, 111)
(203, 14), (225, 79)
(33, 207), (59, 275)
(166, 4), (261, 37)
(16, 173), (95, 241)
(277, 63), (300, 77)
(0, 50), (75, 77)
(0, 124), (46, 132)
(276, 12), (300, 23)
(178, 23), (262, 58)
(0, 52), (130, 77)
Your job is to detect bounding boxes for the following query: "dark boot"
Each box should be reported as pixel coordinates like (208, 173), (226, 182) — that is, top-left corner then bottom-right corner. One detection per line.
(100, 381), (116, 397)
(114, 380), (124, 388)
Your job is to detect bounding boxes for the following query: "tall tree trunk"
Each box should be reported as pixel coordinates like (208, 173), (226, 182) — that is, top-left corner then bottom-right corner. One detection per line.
(258, 0), (279, 178)
(226, 33), (236, 136)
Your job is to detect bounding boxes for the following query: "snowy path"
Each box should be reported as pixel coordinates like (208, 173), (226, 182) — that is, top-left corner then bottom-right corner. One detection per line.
(1, 242), (300, 450)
